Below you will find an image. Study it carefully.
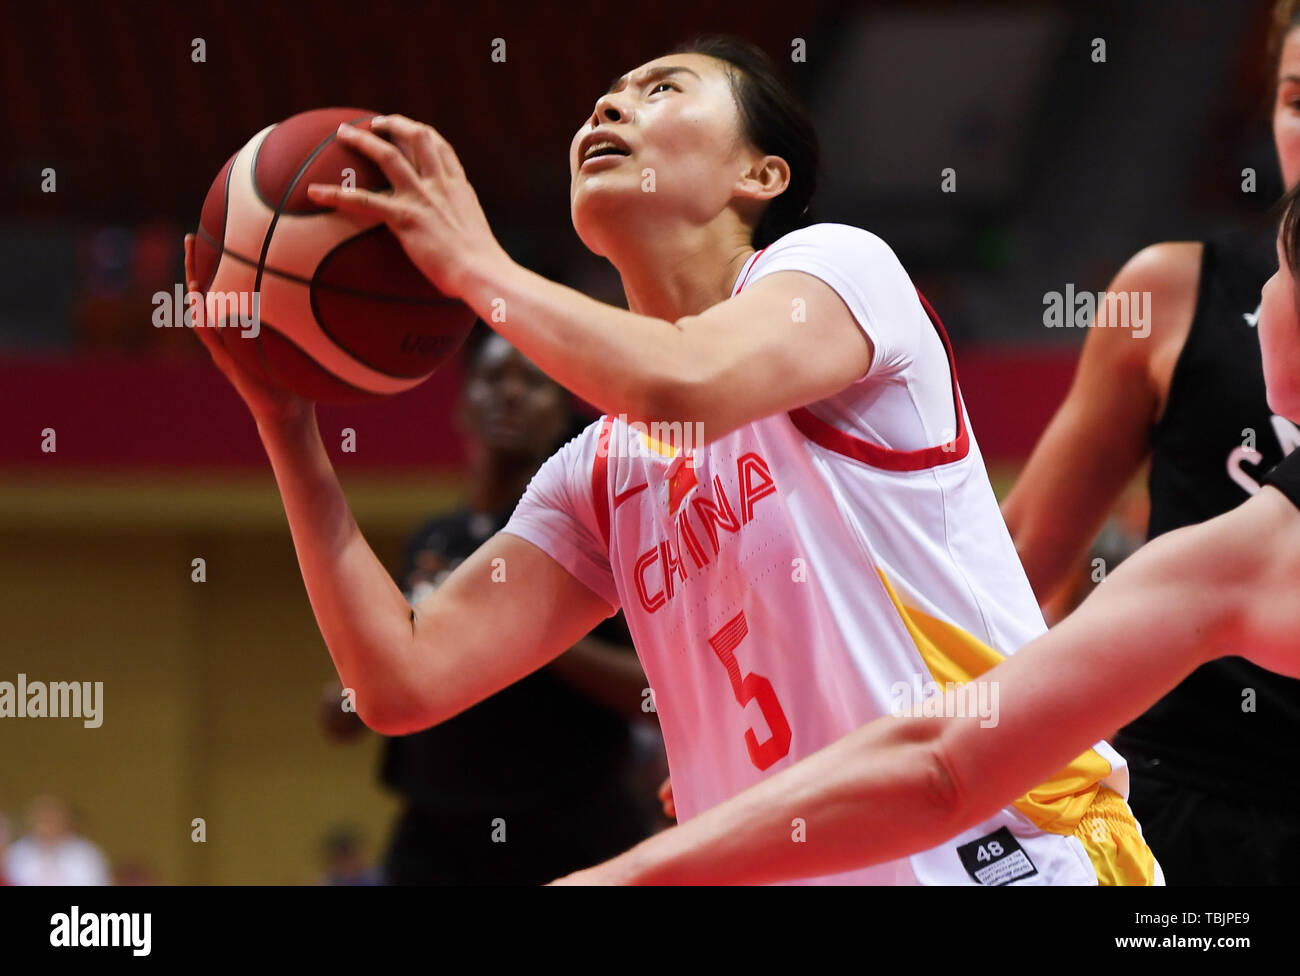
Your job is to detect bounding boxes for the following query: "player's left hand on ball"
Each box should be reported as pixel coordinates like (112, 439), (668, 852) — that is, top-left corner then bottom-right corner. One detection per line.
(184, 234), (312, 426)
(305, 115), (508, 298)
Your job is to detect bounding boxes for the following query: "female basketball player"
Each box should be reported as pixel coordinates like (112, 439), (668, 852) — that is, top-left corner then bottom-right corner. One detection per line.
(550, 191), (1300, 884)
(188, 36), (1157, 884)
(999, 1), (1300, 883)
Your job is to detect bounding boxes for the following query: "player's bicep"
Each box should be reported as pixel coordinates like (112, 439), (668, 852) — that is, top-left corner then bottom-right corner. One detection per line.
(397, 531), (613, 731)
(670, 271), (873, 439)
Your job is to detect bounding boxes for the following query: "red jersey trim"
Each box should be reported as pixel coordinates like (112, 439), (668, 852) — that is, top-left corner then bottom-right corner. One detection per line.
(786, 289), (970, 471)
(731, 246), (770, 296)
(592, 415), (614, 546)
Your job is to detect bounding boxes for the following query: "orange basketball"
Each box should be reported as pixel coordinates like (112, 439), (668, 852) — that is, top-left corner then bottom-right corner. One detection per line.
(193, 107), (476, 404)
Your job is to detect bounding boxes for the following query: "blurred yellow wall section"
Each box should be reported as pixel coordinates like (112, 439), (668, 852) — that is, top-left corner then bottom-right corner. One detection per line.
(0, 471), (462, 884)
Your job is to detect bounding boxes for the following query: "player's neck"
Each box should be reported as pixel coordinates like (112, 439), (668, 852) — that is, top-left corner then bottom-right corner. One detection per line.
(609, 221), (754, 322)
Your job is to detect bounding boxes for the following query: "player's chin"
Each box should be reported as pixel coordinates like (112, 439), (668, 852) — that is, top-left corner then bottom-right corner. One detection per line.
(573, 170), (641, 205)
(579, 180), (656, 224)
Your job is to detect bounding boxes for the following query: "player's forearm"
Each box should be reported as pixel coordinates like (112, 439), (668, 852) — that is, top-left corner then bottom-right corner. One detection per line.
(980, 491), (1300, 796)
(453, 256), (689, 424)
(599, 530), (1233, 885)
(256, 411), (419, 725)
(595, 718), (961, 885)
(939, 529), (1234, 825)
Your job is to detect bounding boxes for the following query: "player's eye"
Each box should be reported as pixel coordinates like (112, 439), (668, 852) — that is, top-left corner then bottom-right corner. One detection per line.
(650, 82), (677, 94)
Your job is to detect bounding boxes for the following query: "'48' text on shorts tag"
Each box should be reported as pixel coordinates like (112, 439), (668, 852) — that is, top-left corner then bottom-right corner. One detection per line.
(956, 827), (1038, 885)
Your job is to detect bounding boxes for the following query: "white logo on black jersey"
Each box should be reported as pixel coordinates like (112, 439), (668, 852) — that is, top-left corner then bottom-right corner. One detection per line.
(1227, 414), (1300, 495)
(1244, 303), (1261, 328)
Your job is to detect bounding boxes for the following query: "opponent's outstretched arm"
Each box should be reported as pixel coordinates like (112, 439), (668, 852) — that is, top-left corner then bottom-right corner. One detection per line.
(936, 484), (1300, 833)
(555, 485), (1300, 884)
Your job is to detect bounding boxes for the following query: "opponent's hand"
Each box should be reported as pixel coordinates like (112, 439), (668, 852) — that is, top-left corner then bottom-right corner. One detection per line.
(184, 234), (312, 426)
(305, 115), (510, 298)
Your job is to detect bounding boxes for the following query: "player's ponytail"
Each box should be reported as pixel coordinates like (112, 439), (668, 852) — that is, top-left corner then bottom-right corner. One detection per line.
(668, 35), (820, 249)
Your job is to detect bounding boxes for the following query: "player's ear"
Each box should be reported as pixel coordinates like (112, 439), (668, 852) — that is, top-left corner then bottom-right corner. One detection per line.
(735, 154), (790, 205)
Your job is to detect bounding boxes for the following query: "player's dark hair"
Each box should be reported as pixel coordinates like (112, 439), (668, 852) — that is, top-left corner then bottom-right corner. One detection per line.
(667, 34), (820, 249)
(1271, 1), (1300, 81)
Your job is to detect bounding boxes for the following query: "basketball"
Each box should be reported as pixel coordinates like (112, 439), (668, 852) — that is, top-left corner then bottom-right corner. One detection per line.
(192, 107), (476, 404)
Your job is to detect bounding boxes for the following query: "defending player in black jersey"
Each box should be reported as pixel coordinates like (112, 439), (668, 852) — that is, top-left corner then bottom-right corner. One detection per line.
(1000, 1), (1300, 884)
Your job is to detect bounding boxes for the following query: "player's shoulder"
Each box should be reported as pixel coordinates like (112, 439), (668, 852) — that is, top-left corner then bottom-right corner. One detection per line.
(1113, 240), (1203, 294)
(1088, 241), (1203, 372)
(753, 223), (913, 305)
(760, 221), (898, 262)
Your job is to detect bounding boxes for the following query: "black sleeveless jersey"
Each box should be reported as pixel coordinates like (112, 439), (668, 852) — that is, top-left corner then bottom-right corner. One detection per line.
(1115, 227), (1300, 802)
(380, 506), (635, 813)
(1262, 442), (1300, 508)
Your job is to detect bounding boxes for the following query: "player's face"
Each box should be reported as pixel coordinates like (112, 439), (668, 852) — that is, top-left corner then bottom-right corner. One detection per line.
(463, 334), (569, 458)
(568, 53), (758, 253)
(1274, 28), (1300, 189)
(1258, 236), (1300, 422)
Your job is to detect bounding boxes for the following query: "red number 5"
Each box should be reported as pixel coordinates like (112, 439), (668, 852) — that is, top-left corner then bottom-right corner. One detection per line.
(708, 611), (792, 770)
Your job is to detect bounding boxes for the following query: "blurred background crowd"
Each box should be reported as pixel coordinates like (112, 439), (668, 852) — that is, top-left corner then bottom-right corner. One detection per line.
(0, 0), (1283, 883)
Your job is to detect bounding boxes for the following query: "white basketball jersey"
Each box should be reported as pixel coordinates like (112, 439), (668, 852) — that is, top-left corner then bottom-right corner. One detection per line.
(505, 223), (1134, 885)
